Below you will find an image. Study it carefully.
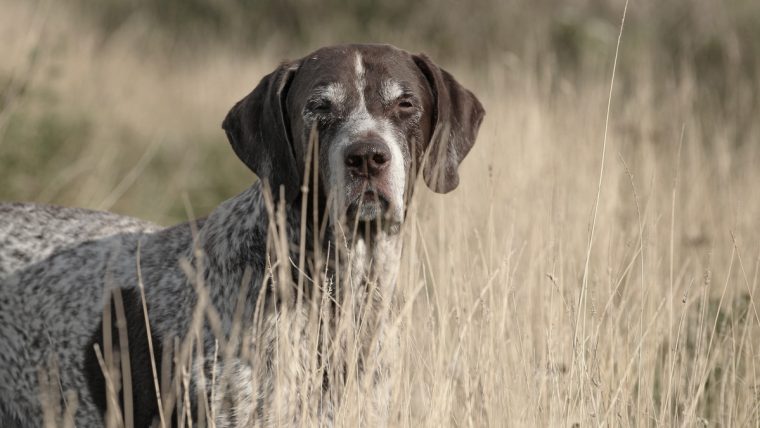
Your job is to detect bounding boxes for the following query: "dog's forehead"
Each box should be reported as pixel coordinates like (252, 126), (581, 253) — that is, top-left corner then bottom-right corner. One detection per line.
(295, 45), (420, 93)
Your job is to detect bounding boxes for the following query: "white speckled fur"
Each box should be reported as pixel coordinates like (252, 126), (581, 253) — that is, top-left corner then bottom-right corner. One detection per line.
(0, 182), (400, 427)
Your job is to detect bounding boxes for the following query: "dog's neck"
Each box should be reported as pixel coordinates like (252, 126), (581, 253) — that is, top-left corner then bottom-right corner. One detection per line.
(198, 182), (402, 330)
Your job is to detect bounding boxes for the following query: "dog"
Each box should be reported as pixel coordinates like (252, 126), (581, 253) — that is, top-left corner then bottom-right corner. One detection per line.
(0, 43), (484, 427)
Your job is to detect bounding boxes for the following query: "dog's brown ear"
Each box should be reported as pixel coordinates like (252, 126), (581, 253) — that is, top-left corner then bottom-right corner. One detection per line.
(413, 54), (485, 194)
(223, 61), (300, 201)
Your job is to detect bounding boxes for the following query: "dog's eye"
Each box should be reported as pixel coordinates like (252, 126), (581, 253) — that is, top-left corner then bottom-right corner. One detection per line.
(397, 100), (414, 109)
(310, 99), (332, 114)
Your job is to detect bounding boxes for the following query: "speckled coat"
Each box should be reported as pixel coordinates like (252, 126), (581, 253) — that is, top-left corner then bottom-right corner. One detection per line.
(0, 183), (401, 426)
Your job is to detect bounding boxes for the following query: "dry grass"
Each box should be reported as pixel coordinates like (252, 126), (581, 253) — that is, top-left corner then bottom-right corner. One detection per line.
(3, 0), (760, 426)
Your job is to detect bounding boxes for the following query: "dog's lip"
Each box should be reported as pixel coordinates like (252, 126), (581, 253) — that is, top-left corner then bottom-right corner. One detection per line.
(353, 187), (390, 205)
(360, 189), (382, 202)
(346, 187), (391, 214)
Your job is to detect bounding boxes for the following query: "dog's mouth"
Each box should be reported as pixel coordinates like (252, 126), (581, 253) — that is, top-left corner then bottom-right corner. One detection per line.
(346, 189), (390, 222)
(344, 189), (403, 236)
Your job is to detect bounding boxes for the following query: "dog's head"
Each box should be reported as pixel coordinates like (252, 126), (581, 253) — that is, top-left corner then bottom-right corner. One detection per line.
(223, 44), (484, 230)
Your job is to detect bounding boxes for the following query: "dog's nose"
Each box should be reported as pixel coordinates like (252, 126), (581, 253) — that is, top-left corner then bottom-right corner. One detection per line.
(344, 140), (391, 178)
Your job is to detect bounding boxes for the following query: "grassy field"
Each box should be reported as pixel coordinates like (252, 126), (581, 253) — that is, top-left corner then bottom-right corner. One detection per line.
(2, 0), (760, 426)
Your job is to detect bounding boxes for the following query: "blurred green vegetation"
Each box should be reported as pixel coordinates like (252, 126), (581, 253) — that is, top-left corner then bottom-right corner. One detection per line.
(1, 110), (90, 198)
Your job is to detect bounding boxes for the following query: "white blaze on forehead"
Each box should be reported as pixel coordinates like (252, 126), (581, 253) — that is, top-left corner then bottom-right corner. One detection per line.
(354, 52), (366, 104)
(380, 80), (404, 104)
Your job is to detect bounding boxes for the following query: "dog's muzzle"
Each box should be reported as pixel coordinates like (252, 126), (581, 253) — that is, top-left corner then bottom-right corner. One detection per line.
(343, 139), (395, 222)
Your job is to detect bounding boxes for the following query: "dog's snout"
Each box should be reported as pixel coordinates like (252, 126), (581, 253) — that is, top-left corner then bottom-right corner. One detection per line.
(344, 140), (391, 178)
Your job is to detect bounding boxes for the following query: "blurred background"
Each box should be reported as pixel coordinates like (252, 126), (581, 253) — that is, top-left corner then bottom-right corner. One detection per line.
(3, 0), (760, 425)
(3, 0), (760, 223)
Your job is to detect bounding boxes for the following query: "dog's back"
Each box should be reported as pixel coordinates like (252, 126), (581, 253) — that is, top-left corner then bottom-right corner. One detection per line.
(0, 203), (157, 277)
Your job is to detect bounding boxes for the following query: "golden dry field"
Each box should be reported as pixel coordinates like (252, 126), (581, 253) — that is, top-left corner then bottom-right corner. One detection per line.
(2, 0), (760, 426)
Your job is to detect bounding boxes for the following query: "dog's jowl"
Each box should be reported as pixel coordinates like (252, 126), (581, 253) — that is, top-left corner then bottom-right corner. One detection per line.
(0, 43), (484, 427)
